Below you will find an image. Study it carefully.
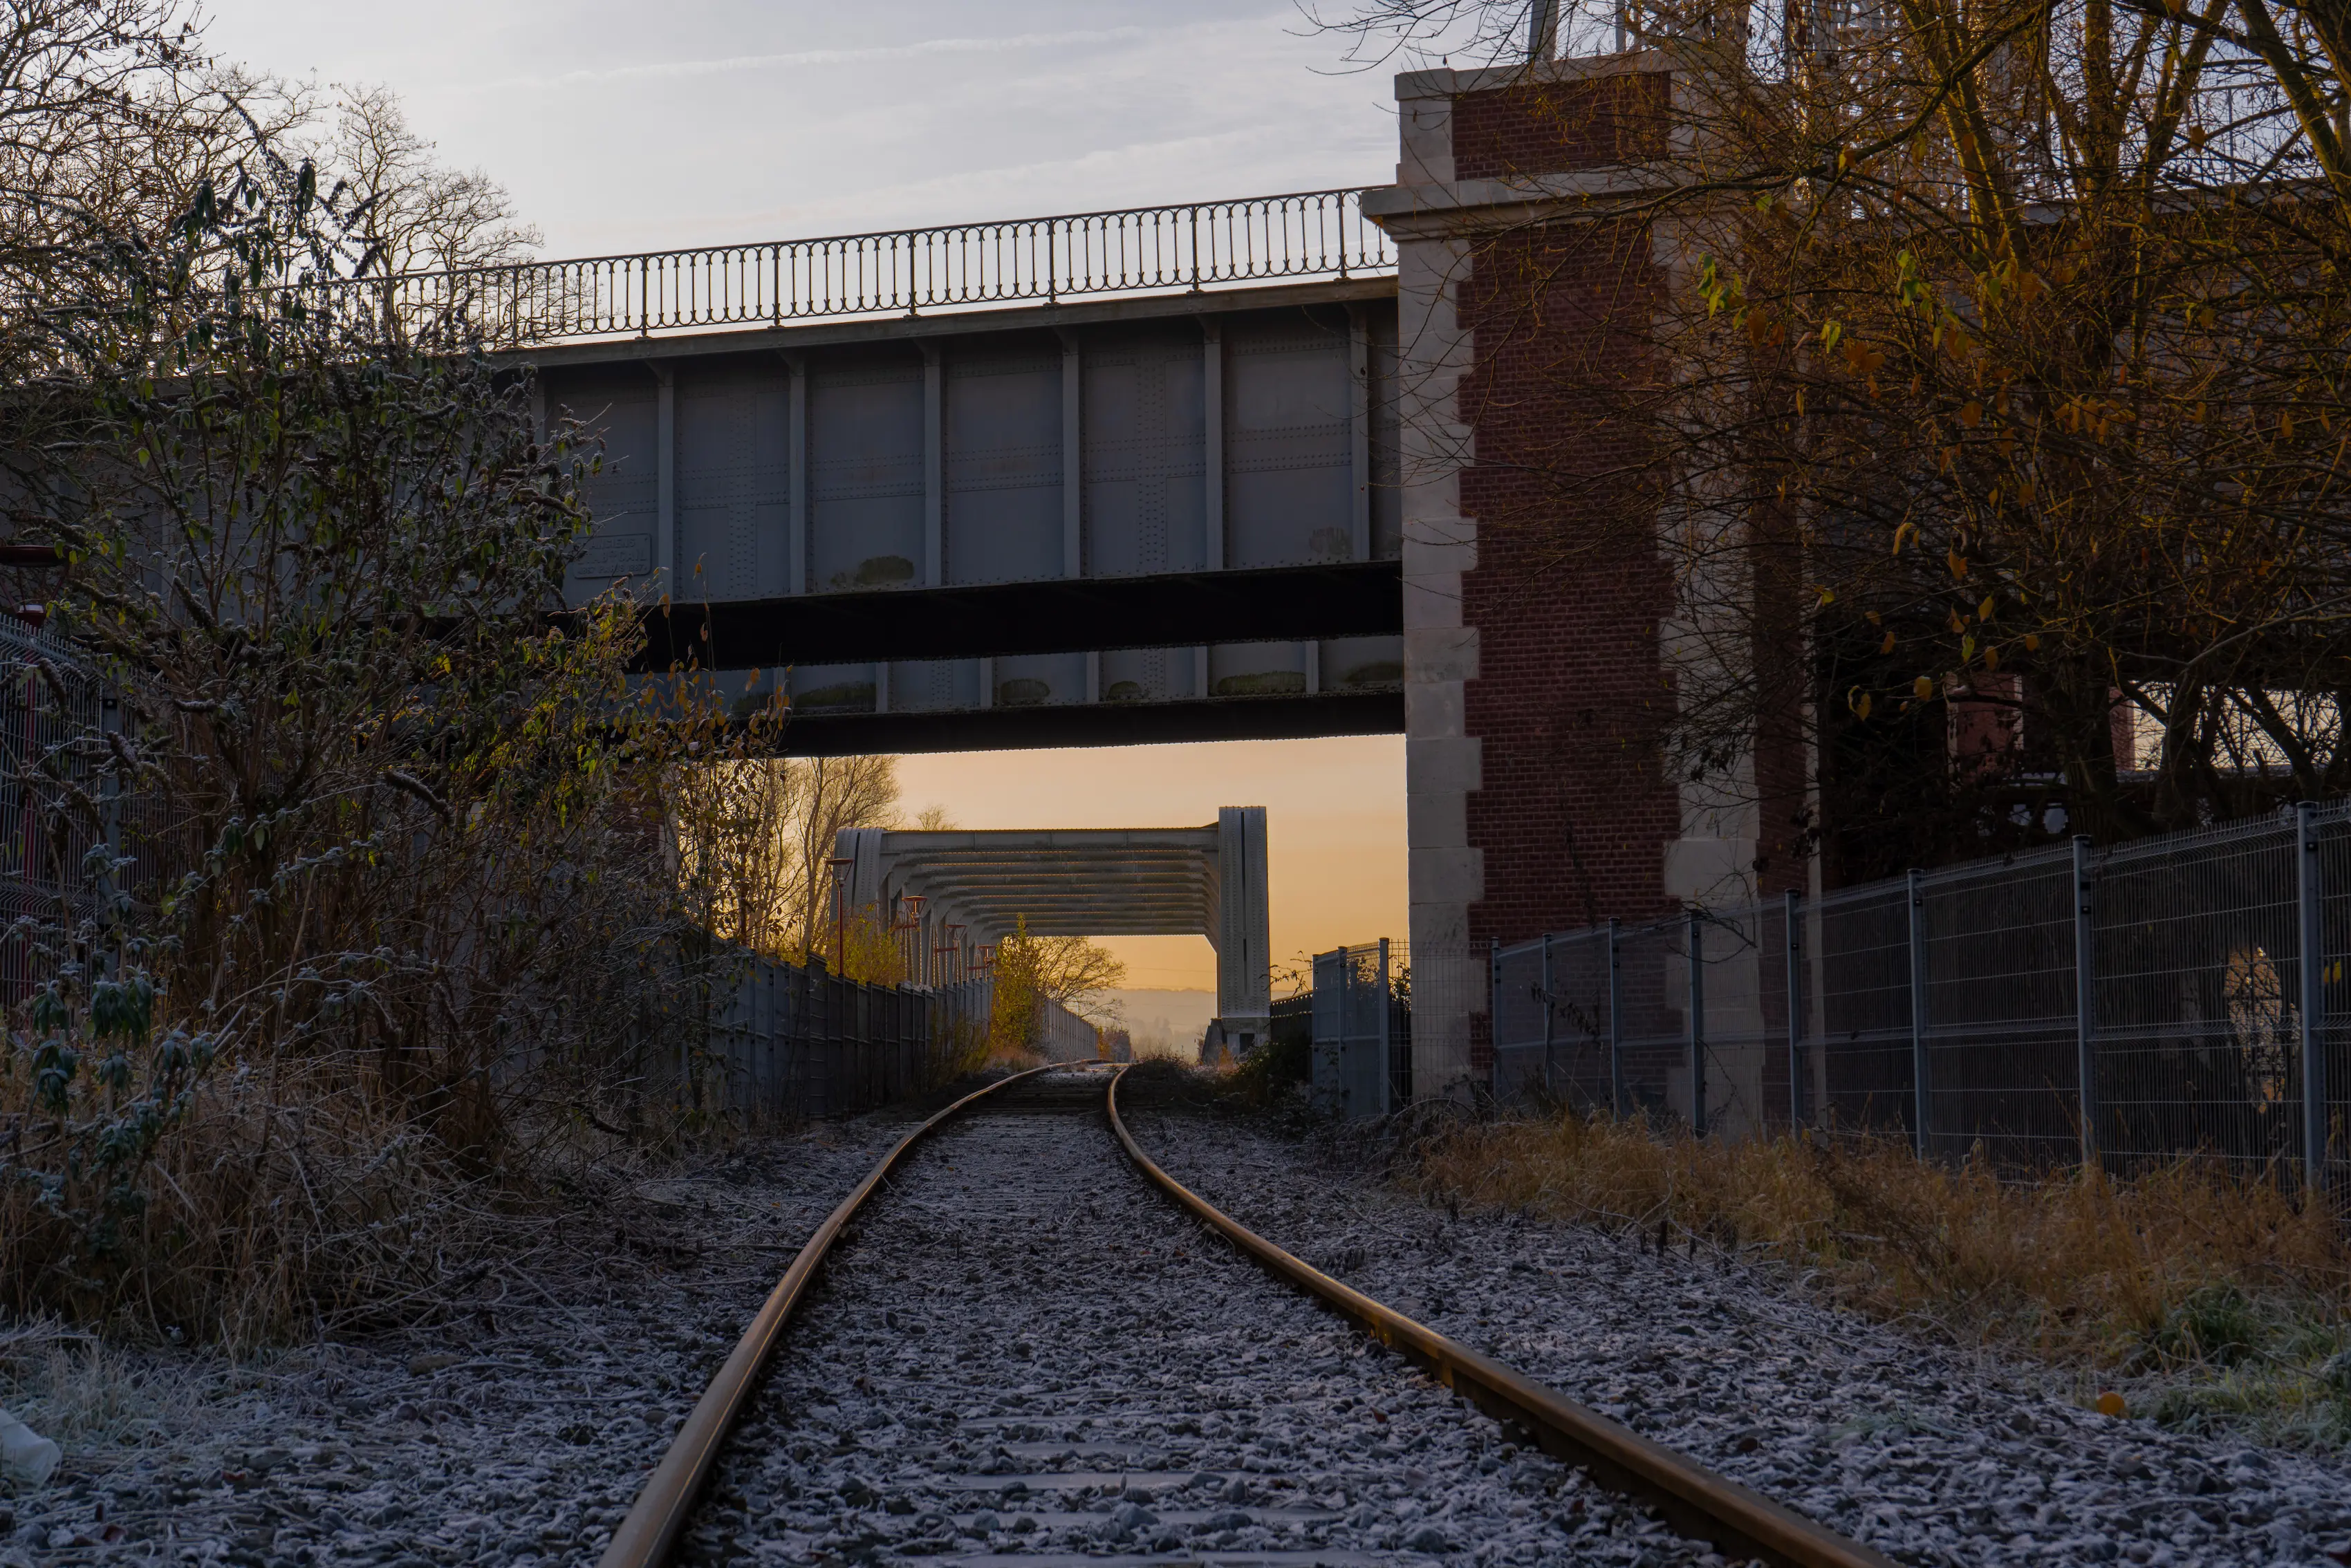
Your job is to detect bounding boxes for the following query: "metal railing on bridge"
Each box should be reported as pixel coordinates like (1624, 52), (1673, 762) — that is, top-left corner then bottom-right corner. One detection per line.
(324, 189), (1397, 348)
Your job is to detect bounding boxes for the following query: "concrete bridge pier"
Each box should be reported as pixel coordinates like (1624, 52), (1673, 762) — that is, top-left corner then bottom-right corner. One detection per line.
(838, 805), (1270, 1055)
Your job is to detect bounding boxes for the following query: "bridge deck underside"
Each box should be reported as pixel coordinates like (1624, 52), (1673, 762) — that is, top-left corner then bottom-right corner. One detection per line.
(880, 835), (1222, 941)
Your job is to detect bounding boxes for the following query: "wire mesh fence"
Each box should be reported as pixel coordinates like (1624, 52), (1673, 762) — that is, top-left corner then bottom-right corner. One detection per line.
(1492, 798), (2351, 1183)
(1310, 940), (1410, 1117)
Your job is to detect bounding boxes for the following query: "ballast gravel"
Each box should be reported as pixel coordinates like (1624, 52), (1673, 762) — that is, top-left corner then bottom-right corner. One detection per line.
(1124, 1096), (2351, 1568)
(0, 1108), (925, 1568)
(680, 1067), (1733, 1566)
(19, 1062), (2347, 1566)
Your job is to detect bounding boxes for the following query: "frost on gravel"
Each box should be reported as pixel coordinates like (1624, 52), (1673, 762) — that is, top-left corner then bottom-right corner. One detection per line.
(1128, 1103), (2351, 1568)
(0, 1110), (922, 1568)
(681, 1070), (1740, 1567)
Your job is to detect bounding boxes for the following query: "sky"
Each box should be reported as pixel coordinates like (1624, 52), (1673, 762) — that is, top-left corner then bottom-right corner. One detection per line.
(199, 1), (1409, 258)
(198, 1), (1415, 993)
(895, 738), (1405, 994)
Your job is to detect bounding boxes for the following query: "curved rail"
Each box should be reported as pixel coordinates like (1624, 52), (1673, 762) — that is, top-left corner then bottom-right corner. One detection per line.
(1104, 1067), (1899, 1568)
(596, 1065), (1053, 1568)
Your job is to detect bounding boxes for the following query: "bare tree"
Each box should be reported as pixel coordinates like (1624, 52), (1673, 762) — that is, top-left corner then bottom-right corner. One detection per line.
(1318, 0), (2351, 871)
(989, 920), (1128, 1055)
(324, 83), (537, 278)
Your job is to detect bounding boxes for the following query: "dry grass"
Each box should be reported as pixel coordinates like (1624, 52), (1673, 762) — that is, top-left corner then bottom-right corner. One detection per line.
(0, 1046), (678, 1350)
(0, 1323), (208, 1458)
(1411, 1113), (2351, 1446)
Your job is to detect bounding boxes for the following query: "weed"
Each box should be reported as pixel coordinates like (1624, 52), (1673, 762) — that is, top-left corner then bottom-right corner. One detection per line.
(1409, 1112), (2351, 1448)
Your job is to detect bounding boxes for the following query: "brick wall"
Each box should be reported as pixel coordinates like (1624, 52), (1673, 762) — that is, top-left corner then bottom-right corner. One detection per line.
(1459, 218), (1682, 945)
(1451, 71), (1670, 180)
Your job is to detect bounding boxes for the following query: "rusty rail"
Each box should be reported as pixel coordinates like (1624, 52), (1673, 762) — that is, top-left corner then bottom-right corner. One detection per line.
(595, 1065), (1053, 1568)
(1104, 1067), (1901, 1568)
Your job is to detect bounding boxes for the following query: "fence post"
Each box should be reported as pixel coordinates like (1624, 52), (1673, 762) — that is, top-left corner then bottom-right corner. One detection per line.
(1489, 937), (1500, 1098)
(2072, 834), (2099, 1170)
(2300, 800), (2329, 1195)
(1686, 908), (1707, 1137)
(1377, 937), (1393, 1116)
(1907, 867), (1930, 1159)
(1539, 932), (1554, 1098)
(98, 691), (122, 937)
(1783, 889), (1803, 1131)
(1606, 917), (1625, 1117)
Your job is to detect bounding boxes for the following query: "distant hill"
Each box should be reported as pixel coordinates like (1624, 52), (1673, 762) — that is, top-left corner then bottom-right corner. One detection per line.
(1095, 987), (1218, 1061)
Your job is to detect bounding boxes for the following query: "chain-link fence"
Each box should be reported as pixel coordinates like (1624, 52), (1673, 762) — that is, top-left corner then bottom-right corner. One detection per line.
(1493, 799), (2351, 1182)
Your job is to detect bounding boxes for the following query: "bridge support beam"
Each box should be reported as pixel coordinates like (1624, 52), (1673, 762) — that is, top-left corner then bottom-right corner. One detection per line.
(839, 810), (1271, 1057)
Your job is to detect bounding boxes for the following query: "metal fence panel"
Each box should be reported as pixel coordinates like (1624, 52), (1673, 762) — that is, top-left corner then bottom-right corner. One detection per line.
(1310, 942), (1408, 1118)
(1480, 795), (2351, 1184)
(2094, 815), (2303, 1175)
(1613, 920), (1689, 1123)
(1698, 900), (1790, 1141)
(1919, 847), (2076, 1164)
(1812, 883), (1914, 1140)
(682, 953), (1004, 1125)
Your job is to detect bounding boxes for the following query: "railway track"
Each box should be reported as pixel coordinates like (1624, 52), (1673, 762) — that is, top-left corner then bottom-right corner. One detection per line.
(600, 1065), (1896, 1568)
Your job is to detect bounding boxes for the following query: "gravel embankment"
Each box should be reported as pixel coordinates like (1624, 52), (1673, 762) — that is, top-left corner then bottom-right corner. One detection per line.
(1125, 1098), (2351, 1568)
(0, 1108), (927, 1568)
(679, 1068), (1731, 1566)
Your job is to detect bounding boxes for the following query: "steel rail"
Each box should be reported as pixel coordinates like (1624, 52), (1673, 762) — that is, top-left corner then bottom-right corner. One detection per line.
(1103, 1067), (1900, 1568)
(596, 1065), (1054, 1568)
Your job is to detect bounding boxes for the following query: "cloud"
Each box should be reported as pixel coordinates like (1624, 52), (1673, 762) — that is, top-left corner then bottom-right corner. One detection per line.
(475, 27), (1152, 91)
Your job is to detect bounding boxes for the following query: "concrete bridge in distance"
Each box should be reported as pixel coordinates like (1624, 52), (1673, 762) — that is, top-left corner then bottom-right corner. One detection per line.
(433, 191), (1406, 756)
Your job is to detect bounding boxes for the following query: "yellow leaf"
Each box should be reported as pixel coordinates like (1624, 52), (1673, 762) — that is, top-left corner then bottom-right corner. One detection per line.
(1959, 400), (1983, 428)
(2024, 633), (2041, 651)
(1881, 630), (1896, 653)
(2283, 409), (2297, 439)
(1948, 550), (1969, 579)
(1913, 675), (1935, 700)
(1961, 634), (1977, 661)
(1982, 644), (2000, 671)
(1978, 596), (1995, 621)
(1857, 692), (1873, 719)
(2096, 1391), (2126, 1418)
